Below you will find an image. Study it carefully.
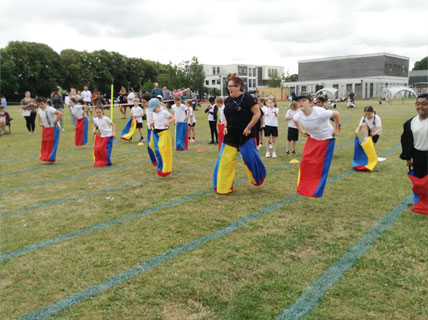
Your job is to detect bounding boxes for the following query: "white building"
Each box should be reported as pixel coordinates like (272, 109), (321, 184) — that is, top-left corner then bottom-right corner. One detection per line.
(203, 64), (284, 96)
(281, 53), (410, 99)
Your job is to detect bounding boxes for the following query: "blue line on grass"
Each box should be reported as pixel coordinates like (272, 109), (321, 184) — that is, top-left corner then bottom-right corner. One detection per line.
(275, 193), (412, 320)
(19, 142), (401, 320)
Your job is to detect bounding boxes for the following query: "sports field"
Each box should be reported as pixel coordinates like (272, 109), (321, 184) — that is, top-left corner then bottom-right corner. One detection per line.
(1, 100), (427, 320)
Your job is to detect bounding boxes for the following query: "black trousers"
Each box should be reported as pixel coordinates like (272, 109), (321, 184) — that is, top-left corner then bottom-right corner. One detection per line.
(412, 149), (428, 178)
(25, 113), (37, 132)
(209, 121), (218, 142)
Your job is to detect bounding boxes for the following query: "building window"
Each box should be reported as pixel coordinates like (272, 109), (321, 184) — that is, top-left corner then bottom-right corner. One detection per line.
(238, 66), (248, 76)
(213, 67), (216, 75)
(302, 86), (306, 93)
(212, 80), (216, 85)
(217, 67), (220, 74)
(205, 80), (209, 85)
(217, 79), (221, 84)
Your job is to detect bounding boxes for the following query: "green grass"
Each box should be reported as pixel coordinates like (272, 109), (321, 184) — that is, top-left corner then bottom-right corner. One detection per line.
(0, 99), (427, 319)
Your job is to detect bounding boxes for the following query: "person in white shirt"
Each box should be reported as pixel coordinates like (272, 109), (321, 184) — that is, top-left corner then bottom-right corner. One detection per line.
(148, 98), (175, 177)
(205, 96), (218, 144)
(81, 86), (92, 106)
(171, 96), (188, 122)
(36, 96), (62, 162)
(264, 98), (279, 158)
(186, 99), (196, 142)
(69, 97), (88, 146)
(93, 106), (115, 138)
(130, 98), (144, 142)
(354, 106), (382, 145)
(285, 101), (299, 155)
(215, 97), (226, 150)
(93, 105), (116, 167)
(257, 98), (268, 150)
(172, 96), (189, 150)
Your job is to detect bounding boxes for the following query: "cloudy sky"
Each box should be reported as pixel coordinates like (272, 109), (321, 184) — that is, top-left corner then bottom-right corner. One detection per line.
(1, 0), (427, 73)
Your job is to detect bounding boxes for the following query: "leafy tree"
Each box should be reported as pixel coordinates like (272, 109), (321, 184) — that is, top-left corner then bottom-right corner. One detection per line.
(181, 56), (205, 94)
(0, 48), (19, 98)
(282, 71), (298, 82)
(60, 49), (93, 91)
(267, 69), (282, 87)
(413, 56), (428, 71)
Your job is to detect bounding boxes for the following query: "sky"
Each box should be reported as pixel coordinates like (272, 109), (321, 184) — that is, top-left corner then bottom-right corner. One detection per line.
(1, 0), (427, 74)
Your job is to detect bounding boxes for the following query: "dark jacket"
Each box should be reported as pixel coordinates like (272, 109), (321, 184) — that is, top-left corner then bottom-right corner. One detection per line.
(400, 116), (416, 161)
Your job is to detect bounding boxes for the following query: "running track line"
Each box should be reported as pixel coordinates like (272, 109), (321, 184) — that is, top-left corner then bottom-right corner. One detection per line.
(275, 193), (413, 320)
(0, 139), (353, 218)
(18, 143), (402, 320)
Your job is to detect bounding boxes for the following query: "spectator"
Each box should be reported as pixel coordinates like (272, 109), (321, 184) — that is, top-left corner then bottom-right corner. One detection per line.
(0, 105), (11, 135)
(20, 91), (37, 134)
(118, 86), (128, 119)
(151, 82), (163, 97)
(162, 86), (171, 100)
(1, 95), (8, 110)
(51, 89), (65, 130)
(91, 89), (101, 118)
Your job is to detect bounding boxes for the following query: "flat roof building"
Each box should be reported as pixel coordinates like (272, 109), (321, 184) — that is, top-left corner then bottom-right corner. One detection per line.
(282, 53), (410, 99)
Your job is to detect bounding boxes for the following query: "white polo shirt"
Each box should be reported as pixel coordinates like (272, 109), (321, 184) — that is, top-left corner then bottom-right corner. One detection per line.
(293, 107), (334, 140)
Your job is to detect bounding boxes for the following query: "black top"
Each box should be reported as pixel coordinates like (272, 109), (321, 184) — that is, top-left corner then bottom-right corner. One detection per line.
(224, 92), (258, 147)
(400, 116), (416, 161)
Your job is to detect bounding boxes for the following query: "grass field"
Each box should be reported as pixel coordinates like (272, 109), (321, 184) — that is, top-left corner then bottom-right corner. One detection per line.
(1, 99), (427, 320)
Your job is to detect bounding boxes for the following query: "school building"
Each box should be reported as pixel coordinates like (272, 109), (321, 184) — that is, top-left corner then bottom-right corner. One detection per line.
(281, 53), (410, 99)
(203, 64), (284, 96)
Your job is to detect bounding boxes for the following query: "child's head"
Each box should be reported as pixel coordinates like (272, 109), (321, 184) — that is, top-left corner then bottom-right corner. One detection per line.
(208, 96), (215, 104)
(69, 97), (77, 106)
(133, 98), (140, 106)
(148, 98), (161, 113)
(215, 97), (224, 107)
(290, 101), (298, 110)
(0, 106), (5, 114)
(95, 105), (104, 118)
(36, 96), (47, 109)
(141, 93), (151, 108)
(266, 98), (274, 108)
(258, 97), (266, 106)
(316, 96), (325, 106)
(186, 100), (193, 108)
(174, 96), (182, 104)
(363, 106), (376, 122)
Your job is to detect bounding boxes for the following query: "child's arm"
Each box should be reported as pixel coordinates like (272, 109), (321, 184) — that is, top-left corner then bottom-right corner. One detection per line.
(54, 110), (62, 126)
(93, 123), (98, 134)
(166, 114), (175, 127)
(111, 122), (116, 138)
(331, 111), (341, 136)
(354, 124), (362, 135)
(294, 121), (309, 138)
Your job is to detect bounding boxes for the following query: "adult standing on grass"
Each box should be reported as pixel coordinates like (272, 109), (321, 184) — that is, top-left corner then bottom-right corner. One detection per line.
(293, 94), (341, 198)
(151, 82), (163, 98)
(213, 73), (266, 195)
(118, 87), (128, 119)
(51, 89), (65, 131)
(400, 93), (428, 214)
(20, 91), (37, 134)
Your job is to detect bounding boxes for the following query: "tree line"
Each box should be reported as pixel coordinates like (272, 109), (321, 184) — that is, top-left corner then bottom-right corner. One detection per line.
(0, 41), (206, 100)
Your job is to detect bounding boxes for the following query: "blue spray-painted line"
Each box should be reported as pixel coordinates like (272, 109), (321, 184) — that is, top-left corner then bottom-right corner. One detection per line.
(0, 161), (294, 262)
(275, 193), (412, 320)
(18, 142), (400, 320)
(0, 146), (212, 195)
(0, 161), (215, 219)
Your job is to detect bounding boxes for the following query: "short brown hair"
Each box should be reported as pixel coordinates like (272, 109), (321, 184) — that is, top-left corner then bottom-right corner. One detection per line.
(215, 97), (224, 104)
(227, 73), (244, 91)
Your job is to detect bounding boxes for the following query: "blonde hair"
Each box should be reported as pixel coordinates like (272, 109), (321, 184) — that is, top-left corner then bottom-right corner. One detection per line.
(215, 97), (224, 104)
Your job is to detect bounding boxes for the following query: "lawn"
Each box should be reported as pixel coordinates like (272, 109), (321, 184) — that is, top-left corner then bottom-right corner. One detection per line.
(0, 99), (427, 320)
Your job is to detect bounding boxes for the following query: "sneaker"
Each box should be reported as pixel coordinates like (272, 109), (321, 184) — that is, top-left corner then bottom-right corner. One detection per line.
(61, 128), (65, 132)
(269, 144), (273, 149)
(257, 145), (261, 150)
(265, 152), (270, 158)
(139, 137), (144, 142)
(208, 141), (214, 144)
(285, 151), (290, 156)
(189, 139), (195, 143)
(272, 152), (277, 158)
(291, 150), (297, 155)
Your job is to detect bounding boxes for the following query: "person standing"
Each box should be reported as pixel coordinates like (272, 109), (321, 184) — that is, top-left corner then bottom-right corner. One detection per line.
(162, 86), (171, 101)
(213, 74), (266, 194)
(118, 87), (128, 119)
(151, 82), (163, 98)
(37, 97), (62, 162)
(285, 101), (299, 155)
(20, 91), (37, 134)
(81, 85), (92, 112)
(51, 89), (65, 131)
(64, 88), (79, 125)
(205, 97), (218, 144)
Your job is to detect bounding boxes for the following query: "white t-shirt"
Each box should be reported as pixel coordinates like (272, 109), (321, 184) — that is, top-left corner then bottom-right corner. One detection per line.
(286, 109), (299, 128)
(264, 107), (279, 127)
(64, 96), (70, 106)
(359, 115), (382, 135)
(172, 103), (188, 122)
(293, 107), (334, 140)
(94, 116), (113, 137)
(219, 105), (226, 124)
(70, 104), (85, 120)
(131, 106), (144, 123)
(81, 90), (92, 103)
(146, 109), (154, 127)
(411, 116), (428, 151)
(261, 106), (268, 127)
(187, 108), (196, 124)
(207, 105), (216, 121)
(38, 106), (57, 127)
(153, 110), (171, 130)
(127, 92), (135, 105)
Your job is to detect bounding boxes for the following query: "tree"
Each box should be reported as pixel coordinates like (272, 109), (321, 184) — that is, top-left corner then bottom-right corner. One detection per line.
(267, 69), (282, 87)
(60, 49), (93, 91)
(413, 56), (428, 71)
(4, 41), (65, 97)
(283, 70), (298, 82)
(0, 48), (19, 98)
(181, 57), (206, 94)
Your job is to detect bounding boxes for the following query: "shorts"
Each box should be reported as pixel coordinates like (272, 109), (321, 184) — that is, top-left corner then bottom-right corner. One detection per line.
(188, 123), (196, 127)
(287, 127), (299, 141)
(136, 122), (143, 129)
(264, 125), (278, 137)
(368, 128), (380, 143)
